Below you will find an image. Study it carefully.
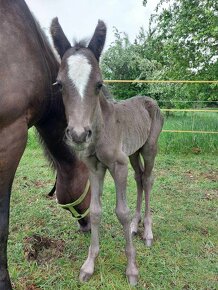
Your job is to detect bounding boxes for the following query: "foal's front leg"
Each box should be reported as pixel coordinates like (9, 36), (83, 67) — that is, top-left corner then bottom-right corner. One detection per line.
(109, 158), (138, 286)
(79, 161), (106, 282)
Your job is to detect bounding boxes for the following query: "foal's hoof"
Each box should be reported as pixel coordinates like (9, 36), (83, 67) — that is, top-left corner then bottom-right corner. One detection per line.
(128, 274), (138, 286)
(131, 230), (137, 236)
(79, 270), (93, 283)
(130, 221), (139, 235)
(126, 265), (138, 286)
(144, 238), (153, 247)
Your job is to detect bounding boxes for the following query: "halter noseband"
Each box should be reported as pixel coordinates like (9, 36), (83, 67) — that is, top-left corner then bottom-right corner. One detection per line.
(58, 180), (90, 220)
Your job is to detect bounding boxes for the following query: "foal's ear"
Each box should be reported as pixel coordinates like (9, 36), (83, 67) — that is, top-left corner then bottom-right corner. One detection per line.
(50, 17), (71, 58)
(88, 20), (106, 61)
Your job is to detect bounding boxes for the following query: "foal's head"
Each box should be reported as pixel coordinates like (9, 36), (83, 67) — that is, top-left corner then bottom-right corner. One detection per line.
(51, 18), (106, 151)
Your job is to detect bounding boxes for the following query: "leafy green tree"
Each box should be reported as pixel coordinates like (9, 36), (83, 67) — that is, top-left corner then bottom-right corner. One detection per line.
(144, 0), (218, 106)
(101, 28), (161, 99)
(102, 0), (218, 107)
(102, 29), (142, 99)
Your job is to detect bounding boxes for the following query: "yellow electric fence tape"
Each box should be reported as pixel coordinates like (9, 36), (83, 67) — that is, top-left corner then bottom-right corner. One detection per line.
(103, 79), (218, 134)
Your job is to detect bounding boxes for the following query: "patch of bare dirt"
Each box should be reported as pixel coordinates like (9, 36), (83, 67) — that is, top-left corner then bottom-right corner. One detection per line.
(200, 171), (218, 182)
(185, 170), (218, 183)
(23, 234), (65, 264)
(26, 284), (41, 290)
(13, 278), (41, 290)
(204, 190), (218, 200)
(191, 147), (201, 154)
(33, 180), (46, 188)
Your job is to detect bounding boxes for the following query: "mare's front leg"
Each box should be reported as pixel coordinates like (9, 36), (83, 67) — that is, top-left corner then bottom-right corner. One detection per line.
(109, 155), (138, 286)
(79, 159), (106, 282)
(0, 119), (28, 290)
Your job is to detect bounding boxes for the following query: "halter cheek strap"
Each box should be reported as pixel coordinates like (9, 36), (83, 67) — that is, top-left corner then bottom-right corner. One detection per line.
(58, 180), (90, 220)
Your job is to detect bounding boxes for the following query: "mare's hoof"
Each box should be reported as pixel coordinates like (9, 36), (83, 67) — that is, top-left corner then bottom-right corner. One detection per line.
(0, 270), (12, 290)
(0, 280), (12, 290)
(79, 270), (93, 283)
(128, 274), (138, 286)
(144, 238), (153, 247)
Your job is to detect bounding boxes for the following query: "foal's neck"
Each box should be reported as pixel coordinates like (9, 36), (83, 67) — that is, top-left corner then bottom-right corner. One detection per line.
(99, 93), (114, 116)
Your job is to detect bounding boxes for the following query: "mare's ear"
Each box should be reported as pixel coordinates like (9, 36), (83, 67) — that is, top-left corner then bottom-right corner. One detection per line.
(50, 17), (71, 58)
(88, 20), (106, 61)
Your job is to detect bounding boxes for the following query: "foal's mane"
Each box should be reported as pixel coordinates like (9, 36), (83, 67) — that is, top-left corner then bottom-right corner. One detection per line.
(73, 39), (89, 50)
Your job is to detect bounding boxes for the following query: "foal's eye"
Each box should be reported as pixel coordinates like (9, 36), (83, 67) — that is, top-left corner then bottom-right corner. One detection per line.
(96, 82), (103, 94)
(53, 80), (63, 91)
(96, 82), (103, 93)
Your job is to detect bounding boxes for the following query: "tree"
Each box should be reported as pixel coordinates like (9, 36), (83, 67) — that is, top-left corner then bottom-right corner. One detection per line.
(101, 28), (161, 99)
(144, 0), (218, 105)
(101, 0), (218, 107)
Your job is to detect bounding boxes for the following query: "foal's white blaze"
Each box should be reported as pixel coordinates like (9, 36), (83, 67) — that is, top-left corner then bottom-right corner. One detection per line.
(67, 54), (92, 99)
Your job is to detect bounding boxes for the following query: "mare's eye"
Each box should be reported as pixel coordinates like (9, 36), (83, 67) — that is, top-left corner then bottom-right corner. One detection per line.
(96, 81), (103, 93)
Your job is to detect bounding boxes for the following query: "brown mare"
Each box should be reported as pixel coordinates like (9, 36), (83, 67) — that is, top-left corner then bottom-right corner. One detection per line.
(0, 1), (91, 289)
(50, 19), (164, 285)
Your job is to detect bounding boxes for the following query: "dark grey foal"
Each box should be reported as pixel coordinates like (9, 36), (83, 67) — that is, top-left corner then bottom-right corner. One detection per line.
(51, 18), (164, 285)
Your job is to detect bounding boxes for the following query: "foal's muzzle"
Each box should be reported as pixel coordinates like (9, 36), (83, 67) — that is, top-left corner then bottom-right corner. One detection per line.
(65, 126), (92, 148)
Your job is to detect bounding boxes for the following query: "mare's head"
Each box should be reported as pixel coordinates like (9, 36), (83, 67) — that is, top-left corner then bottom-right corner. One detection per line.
(51, 18), (106, 151)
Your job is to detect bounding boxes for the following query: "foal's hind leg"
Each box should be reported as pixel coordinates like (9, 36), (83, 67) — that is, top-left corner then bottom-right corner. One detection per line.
(129, 152), (143, 235)
(0, 119), (28, 290)
(140, 142), (157, 247)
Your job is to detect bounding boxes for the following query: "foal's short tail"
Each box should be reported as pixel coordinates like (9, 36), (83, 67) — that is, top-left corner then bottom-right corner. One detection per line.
(145, 97), (164, 146)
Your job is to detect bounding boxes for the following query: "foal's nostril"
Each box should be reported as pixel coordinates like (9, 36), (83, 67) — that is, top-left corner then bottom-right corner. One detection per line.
(67, 127), (91, 144)
(65, 127), (71, 138)
(84, 127), (92, 141)
(87, 129), (92, 138)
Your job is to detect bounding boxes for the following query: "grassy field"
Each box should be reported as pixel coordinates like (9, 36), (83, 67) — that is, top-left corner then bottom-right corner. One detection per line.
(160, 111), (218, 154)
(8, 115), (218, 289)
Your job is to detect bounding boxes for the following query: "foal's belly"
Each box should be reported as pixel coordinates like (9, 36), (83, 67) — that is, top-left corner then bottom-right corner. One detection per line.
(120, 110), (151, 156)
(122, 127), (150, 156)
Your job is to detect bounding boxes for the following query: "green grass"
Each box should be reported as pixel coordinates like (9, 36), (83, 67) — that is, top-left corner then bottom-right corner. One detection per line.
(8, 129), (218, 289)
(159, 111), (218, 154)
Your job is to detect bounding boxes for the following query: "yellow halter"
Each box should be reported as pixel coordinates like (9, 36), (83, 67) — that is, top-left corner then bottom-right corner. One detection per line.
(58, 180), (90, 220)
